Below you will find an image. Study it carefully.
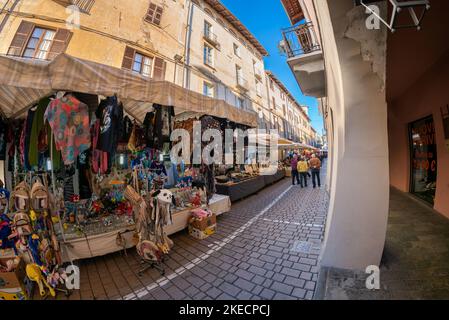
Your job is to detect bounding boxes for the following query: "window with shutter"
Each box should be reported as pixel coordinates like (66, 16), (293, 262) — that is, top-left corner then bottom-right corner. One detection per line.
(7, 20), (35, 57)
(122, 46), (136, 70)
(145, 2), (164, 26)
(153, 57), (166, 81)
(73, 0), (95, 13)
(47, 28), (72, 60)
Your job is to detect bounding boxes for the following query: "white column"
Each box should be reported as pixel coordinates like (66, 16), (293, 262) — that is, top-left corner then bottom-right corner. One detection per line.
(316, 0), (390, 270)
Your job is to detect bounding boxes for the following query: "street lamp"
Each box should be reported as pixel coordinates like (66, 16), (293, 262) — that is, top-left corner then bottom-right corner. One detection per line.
(358, 0), (430, 32)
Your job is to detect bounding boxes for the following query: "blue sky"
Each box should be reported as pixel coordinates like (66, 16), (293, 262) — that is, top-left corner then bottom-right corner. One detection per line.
(220, 0), (324, 135)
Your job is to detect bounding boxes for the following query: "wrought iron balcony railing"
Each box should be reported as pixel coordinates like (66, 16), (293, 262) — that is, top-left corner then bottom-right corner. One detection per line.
(204, 31), (220, 49)
(280, 22), (321, 58)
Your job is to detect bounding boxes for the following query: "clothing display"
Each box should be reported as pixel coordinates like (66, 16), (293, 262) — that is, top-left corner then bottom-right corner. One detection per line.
(0, 117), (6, 160)
(96, 96), (124, 156)
(44, 95), (91, 165)
(29, 98), (50, 168)
(0, 90), (237, 300)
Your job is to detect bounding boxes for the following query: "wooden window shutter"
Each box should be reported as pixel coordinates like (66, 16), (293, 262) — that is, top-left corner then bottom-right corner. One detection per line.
(153, 57), (166, 81)
(47, 28), (72, 60)
(7, 20), (35, 56)
(145, 2), (163, 26)
(122, 46), (136, 70)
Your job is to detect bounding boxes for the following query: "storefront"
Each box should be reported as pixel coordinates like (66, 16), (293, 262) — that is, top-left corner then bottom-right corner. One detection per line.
(387, 0), (449, 219)
(0, 53), (260, 299)
(409, 116), (438, 205)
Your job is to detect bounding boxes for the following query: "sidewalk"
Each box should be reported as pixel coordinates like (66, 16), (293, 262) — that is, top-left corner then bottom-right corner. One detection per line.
(316, 187), (449, 300)
(67, 166), (329, 300)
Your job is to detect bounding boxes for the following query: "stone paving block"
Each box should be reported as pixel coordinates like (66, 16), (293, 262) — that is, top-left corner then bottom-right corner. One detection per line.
(260, 288), (276, 299)
(271, 281), (294, 295)
(252, 275), (265, 285)
(236, 291), (253, 300)
(284, 276), (306, 288)
(248, 258), (265, 268)
(299, 257), (317, 266)
(248, 265), (267, 276)
(221, 282), (241, 297)
(292, 288), (306, 299)
(281, 267), (301, 278)
(207, 287), (222, 299)
(235, 268), (255, 281)
(273, 293), (296, 300)
(235, 278), (256, 292)
(300, 272), (313, 281)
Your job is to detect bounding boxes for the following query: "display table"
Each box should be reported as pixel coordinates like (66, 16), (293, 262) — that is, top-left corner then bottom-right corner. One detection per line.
(263, 169), (286, 186)
(60, 194), (231, 262)
(216, 176), (265, 202)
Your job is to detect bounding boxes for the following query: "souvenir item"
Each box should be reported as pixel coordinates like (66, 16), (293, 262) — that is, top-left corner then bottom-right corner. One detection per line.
(25, 263), (55, 297)
(0, 188), (9, 214)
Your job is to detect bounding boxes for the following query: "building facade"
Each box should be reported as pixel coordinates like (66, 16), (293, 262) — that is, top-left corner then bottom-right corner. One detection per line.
(280, 0), (449, 274)
(0, 0), (316, 146)
(265, 70), (313, 144)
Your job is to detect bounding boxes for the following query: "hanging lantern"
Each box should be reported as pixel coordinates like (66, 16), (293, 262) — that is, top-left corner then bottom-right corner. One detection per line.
(360, 0), (430, 32)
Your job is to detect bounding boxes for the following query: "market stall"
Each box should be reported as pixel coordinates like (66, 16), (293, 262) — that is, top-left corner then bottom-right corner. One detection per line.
(0, 54), (256, 299)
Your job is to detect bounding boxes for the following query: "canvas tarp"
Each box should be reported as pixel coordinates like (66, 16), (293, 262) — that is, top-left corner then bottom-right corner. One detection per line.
(0, 54), (258, 127)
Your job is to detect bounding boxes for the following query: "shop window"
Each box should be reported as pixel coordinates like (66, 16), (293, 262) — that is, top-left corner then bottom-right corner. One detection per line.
(145, 2), (164, 26)
(409, 116), (438, 205)
(7, 21), (71, 60)
(203, 81), (214, 98)
(122, 46), (166, 80)
(203, 43), (214, 67)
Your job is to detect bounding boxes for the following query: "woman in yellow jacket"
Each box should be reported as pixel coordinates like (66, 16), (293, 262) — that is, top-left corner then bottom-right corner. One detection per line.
(297, 157), (310, 188)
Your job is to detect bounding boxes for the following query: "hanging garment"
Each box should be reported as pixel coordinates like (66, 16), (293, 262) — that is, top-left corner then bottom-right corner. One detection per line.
(77, 150), (92, 200)
(143, 112), (155, 147)
(29, 98), (50, 168)
(24, 108), (36, 171)
(46, 121), (62, 172)
(120, 116), (133, 143)
(91, 119), (108, 174)
(44, 95), (91, 165)
(96, 96), (124, 156)
(7, 120), (22, 172)
(0, 117), (6, 161)
(153, 104), (174, 150)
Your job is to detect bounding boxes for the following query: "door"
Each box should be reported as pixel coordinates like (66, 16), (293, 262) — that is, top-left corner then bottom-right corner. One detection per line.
(409, 115), (438, 205)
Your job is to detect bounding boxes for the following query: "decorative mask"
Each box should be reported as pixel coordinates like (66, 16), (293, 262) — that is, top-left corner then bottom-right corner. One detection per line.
(31, 181), (49, 212)
(11, 182), (30, 212)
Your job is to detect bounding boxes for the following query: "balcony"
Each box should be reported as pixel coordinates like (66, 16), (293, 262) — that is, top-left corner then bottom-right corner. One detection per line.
(236, 76), (249, 91)
(203, 31), (221, 50)
(280, 22), (325, 98)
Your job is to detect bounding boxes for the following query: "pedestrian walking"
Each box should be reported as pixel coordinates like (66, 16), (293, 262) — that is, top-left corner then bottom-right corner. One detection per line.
(297, 156), (309, 188)
(291, 154), (300, 186)
(309, 154), (322, 188)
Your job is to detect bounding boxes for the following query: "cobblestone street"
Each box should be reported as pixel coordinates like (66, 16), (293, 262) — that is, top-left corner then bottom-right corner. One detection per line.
(69, 167), (329, 300)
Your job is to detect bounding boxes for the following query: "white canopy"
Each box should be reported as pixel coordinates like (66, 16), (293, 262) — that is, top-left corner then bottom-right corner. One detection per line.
(0, 54), (258, 127)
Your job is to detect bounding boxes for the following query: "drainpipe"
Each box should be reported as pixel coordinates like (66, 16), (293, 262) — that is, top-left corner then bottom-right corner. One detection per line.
(183, 0), (194, 90)
(0, 0), (20, 35)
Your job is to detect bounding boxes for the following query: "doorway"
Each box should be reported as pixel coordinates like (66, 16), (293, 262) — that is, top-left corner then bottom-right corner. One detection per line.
(409, 115), (438, 205)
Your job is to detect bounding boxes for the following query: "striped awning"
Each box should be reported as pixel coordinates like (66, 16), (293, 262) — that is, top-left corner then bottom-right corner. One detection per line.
(0, 54), (258, 127)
